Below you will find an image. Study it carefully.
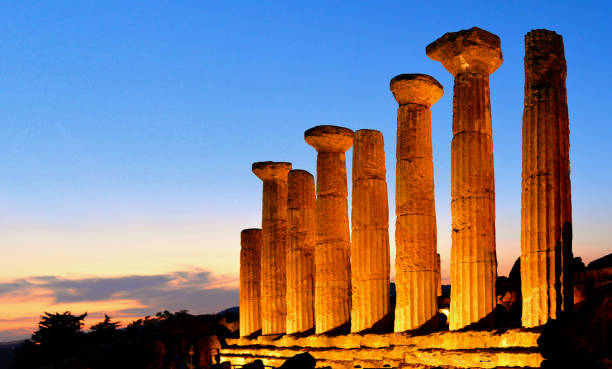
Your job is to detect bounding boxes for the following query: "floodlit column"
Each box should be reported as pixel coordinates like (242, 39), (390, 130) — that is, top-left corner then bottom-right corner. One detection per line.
(351, 129), (390, 332)
(390, 74), (443, 331)
(252, 161), (292, 335)
(305, 125), (353, 334)
(521, 29), (573, 327)
(436, 253), (442, 297)
(427, 27), (502, 330)
(286, 169), (316, 334)
(240, 228), (262, 337)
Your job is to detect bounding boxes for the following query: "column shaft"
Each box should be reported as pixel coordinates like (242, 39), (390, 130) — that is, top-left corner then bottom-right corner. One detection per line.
(449, 73), (497, 329)
(253, 162), (291, 335)
(426, 27), (502, 330)
(395, 104), (438, 331)
(521, 30), (572, 327)
(240, 229), (262, 337)
(435, 253), (442, 297)
(261, 181), (288, 334)
(351, 130), (390, 332)
(286, 170), (316, 334)
(314, 151), (351, 333)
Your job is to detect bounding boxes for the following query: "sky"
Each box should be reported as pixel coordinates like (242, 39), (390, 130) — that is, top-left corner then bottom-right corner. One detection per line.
(1, 1), (611, 341)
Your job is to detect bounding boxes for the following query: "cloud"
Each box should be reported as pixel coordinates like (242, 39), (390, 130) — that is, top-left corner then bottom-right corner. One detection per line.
(30, 274), (174, 303)
(0, 268), (238, 342)
(0, 280), (32, 295)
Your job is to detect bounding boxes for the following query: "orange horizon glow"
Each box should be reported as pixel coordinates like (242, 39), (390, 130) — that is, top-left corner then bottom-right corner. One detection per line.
(1, 244), (607, 341)
(0, 269), (240, 341)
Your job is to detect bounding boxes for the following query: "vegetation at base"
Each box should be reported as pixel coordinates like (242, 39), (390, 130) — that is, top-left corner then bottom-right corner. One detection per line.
(10, 309), (238, 369)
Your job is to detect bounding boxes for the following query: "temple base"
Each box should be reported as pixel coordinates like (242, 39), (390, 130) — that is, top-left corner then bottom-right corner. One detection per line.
(219, 329), (542, 368)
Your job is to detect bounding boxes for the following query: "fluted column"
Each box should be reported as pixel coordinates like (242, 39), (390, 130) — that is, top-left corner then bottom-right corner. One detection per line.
(252, 161), (292, 335)
(351, 129), (390, 332)
(427, 27), (502, 330)
(521, 29), (573, 328)
(436, 253), (442, 297)
(305, 125), (353, 334)
(240, 228), (262, 337)
(390, 74), (443, 331)
(286, 169), (316, 334)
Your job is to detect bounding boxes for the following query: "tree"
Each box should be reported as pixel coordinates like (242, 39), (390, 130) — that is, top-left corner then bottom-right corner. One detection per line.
(90, 314), (120, 333)
(32, 311), (87, 346)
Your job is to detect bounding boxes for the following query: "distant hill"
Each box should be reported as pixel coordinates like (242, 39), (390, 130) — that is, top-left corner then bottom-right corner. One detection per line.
(217, 306), (239, 316)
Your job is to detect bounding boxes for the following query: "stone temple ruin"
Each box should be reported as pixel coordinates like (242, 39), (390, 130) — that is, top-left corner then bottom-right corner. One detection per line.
(221, 27), (573, 368)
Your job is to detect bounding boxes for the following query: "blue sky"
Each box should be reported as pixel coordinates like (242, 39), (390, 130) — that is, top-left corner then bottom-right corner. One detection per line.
(0, 1), (611, 340)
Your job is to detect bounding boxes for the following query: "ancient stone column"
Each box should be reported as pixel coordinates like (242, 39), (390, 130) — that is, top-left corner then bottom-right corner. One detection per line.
(286, 169), (316, 334)
(252, 161), (292, 335)
(240, 228), (262, 337)
(427, 27), (502, 330)
(521, 29), (573, 328)
(436, 253), (442, 297)
(351, 129), (390, 332)
(305, 125), (353, 334)
(390, 74), (443, 331)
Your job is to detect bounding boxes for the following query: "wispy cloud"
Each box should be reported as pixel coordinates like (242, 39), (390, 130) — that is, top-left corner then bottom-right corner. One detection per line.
(0, 268), (238, 341)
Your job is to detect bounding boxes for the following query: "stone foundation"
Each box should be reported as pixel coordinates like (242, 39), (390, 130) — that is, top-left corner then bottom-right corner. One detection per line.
(219, 329), (543, 368)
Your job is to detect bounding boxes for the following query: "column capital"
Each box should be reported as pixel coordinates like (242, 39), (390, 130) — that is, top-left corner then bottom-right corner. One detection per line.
(525, 29), (564, 53)
(305, 125), (353, 153)
(426, 27), (503, 77)
(525, 29), (566, 84)
(390, 74), (443, 107)
(288, 169), (314, 183)
(252, 161), (292, 181)
(241, 228), (262, 240)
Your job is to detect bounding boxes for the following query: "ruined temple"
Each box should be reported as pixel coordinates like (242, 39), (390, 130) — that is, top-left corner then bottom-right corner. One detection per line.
(228, 27), (573, 369)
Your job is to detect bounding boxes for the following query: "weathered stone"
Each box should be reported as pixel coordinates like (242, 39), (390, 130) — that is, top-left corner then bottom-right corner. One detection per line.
(426, 27), (503, 77)
(390, 74), (444, 107)
(521, 29), (573, 328)
(220, 329), (544, 369)
(390, 74), (442, 331)
(199, 335), (222, 367)
(305, 125), (353, 334)
(403, 349), (542, 369)
(330, 334), (362, 349)
(427, 27), (501, 330)
(435, 253), (442, 297)
(253, 161), (292, 335)
(226, 329), (541, 351)
(351, 129), (390, 332)
(219, 317), (239, 333)
(286, 169), (316, 334)
(240, 229), (262, 337)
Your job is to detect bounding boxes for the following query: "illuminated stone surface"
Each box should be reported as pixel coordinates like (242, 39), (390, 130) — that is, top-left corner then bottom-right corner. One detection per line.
(435, 253), (442, 297)
(220, 329), (543, 368)
(350, 129), (390, 332)
(286, 169), (316, 334)
(390, 74), (442, 331)
(521, 29), (573, 328)
(427, 27), (502, 330)
(252, 161), (292, 335)
(305, 125), (353, 334)
(239, 228), (262, 337)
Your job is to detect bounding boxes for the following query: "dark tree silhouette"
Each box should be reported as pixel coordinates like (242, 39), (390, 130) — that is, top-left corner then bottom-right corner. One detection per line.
(90, 314), (120, 333)
(11, 309), (239, 369)
(32, 311), (87, 346)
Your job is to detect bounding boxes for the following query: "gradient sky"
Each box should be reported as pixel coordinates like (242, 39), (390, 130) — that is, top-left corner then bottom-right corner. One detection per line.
(1, 1), (611, 341)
